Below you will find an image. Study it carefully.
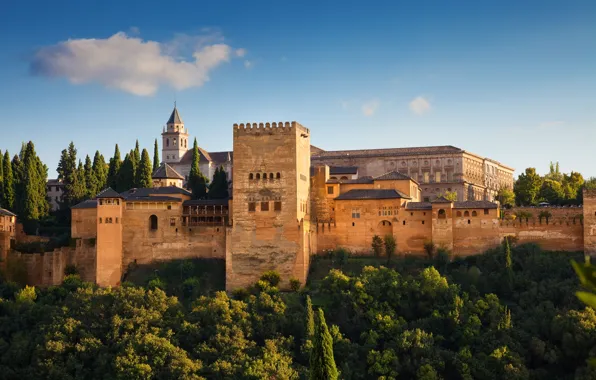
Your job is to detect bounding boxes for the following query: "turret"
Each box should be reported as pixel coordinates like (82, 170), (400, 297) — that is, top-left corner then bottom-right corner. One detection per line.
(161, 103), (189, 164)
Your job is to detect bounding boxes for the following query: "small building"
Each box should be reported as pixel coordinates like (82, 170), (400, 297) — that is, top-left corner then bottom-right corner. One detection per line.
(47, 179), (64, 211)
(152, 162), (185, 188)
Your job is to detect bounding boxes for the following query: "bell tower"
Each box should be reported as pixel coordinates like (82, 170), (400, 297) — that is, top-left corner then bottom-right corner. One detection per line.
(161, 103), (189, 164)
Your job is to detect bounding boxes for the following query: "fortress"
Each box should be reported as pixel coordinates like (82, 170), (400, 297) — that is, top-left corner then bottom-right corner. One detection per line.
(2, 107), (596, 290)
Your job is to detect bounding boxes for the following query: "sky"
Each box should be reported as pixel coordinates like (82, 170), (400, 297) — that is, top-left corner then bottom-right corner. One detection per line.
(0, 0), (595, 179)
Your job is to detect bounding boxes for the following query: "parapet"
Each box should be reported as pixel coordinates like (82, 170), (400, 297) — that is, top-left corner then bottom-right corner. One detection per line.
(233, 121), (310, 135)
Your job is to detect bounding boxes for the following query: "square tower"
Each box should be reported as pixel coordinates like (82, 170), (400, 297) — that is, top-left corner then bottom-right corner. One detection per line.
(95, 188), (123, 287)
(161, 105), (189, 164)
(227, 121), (312, 290)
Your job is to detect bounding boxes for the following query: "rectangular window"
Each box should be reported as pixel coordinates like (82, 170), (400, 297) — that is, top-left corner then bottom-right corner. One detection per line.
(248, 202), (256, 212)
(435, 172), (441, 182)
(484, 209), (489, 215)
(351, 208), (360, 219)
(99, 218), (102, 223)
(170, 218), (176, 226)
(327, 186), (334, 195)
(261, 201), (269, 211)
(274, 201), (282, 211)
(116, 217), (119, 224)
(423, 197), (430, 202)
(423, 172), (429, 182)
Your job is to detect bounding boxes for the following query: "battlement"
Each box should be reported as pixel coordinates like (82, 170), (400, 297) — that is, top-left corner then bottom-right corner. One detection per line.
(233, 121), (310, 135)
(584, 188), (596, 198)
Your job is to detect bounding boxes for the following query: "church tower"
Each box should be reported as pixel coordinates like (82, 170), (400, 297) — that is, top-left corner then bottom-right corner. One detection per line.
(161, 104), (189, 164)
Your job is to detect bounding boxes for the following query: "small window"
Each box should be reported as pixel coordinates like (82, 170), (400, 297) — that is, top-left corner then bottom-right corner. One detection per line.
(150, 215), (158, 230)
(472, 211), (477, 217)
(170, 218), (176, 226)
(276, 172), (281, 179)
(99, 217), (102, 223)
(464, 211), (470, 217)
(468, 219), (471, 224)
(410, 212), (413, 216)
(327, 186), (334, 195)
(261, 201), (269, 211)
(403, 220), (406, 225)
(352, 222), (355, 227)
(422, 221), (425, 225)
(249, 173), (254, 180)
(423, 197), (430, 202)
(167, 205), (172, 210)
(263, 173), (268, 179)
(438, 209), (446, 219)
(248, 202), (256, 212)
(116, 217), (119, 224)
(256, 173), (261, 180)
(270, 173), (274, 179)
(274, 201), (282, 211)
(99, 199), (103, 206)
(166, 138), (169, 147)
(484, 209), (489, 215)
(351, 209), (360, 219)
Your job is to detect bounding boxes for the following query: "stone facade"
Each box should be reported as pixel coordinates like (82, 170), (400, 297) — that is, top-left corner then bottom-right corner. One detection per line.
(46, 179), (64, 211)
(584, 189), (596, 257)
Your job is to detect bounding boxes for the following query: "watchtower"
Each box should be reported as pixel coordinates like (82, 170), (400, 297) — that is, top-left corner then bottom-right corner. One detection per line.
(95, 188), (123, 286)
(227, 121), (313, 290)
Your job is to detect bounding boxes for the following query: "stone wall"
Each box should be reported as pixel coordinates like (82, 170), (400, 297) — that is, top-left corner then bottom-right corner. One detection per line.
(504, 206), (584, 223)
(583, 189), (596, 256)
(501, 222), (584, 252)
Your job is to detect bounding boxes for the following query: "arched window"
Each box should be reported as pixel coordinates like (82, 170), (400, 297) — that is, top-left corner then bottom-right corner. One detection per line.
(472, 211), (477, 217)
(438, 209), (446, 219)
(150, 215), (158, 230)
(276, 172), (281, 179)
(263, 173), (268, 179)
(270, 173), (274, 180)
(249, 173), (254, 180)
(166, 138), (169, 147)
(456, 211), (462, 217)
(464, 211), (470, 217)
(340, 176), (349, 180)
(256, 173), (261, 180)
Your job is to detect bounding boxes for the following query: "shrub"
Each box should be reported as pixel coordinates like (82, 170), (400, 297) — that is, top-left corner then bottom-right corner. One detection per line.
(15, 285), (37, 304)
(289, 278), (301, 292)
(383, 234), (397, 264)
(260, 270), (281, 287)
(423, 240), (436, 259)
(232, 287), (249, 300)
(182, 277), (201, 298)
(180, 260), (195, 277)
(371, 235), (383, 257)
(64, 264), (78, 276)
(334, 248), (350, 266)
(147, 276), (167, 290)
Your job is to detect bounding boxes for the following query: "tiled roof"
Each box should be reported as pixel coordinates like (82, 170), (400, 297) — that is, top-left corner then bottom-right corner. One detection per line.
(72, 200), (98, 209)
(47, 179), (63, 185)
(179, 147), (212, 164)
(152, 163), (184, 180)
(326, 176), (374, 184)
(126, 196), (182, 202)
(329, 166), (358, 175)
(96, 187), (123, 199)
(335, 189), (411, 200)
(0, 208), (16, 216)
(310, 145), (325, 155)
(209, 151), (233, 164)
(454, 200), (498, 209)
(120, 186), (192, 199)
(431, 196), (453, 203)
(167, 106), (183, 124)
(311, 145), (463, 159)
(406, 202), (432, 210)
(374, 171), (414, 181)
(183, 199), (229, 206)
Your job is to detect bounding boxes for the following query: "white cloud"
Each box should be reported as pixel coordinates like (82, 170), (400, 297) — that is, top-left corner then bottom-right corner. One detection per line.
(362, 99), (380, 116)
(30, 31), (246, 96)
(235, 48), (246, 57)
(244, 60), (252, 69)
(409, 96), (431, 115)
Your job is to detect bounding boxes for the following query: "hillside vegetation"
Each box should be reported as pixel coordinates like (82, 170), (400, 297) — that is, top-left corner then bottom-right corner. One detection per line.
(0, 244), (594, 379)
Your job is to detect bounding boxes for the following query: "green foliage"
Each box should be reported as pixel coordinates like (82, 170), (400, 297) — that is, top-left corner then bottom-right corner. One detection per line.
(188, 138), (208, 199)
(384, 234), (397, 264)
(14, 142), (49, 222)
(83, 154), (99, 199)
(107, 144), (122, 190)
(153, 139), (160, 173)
(58, 142), (86, 209)
(514, 167), (543, 206)
(496, 187), (516, 208)
(64, 264), (78, 276)
(539, 179), (565, 205)
(208, 166), (229, 199)
(371, 235), (383, 257)
(309, 308), (338, 380)
(147, 276), (167, 290)
(2, 150), (14, 210)
(289, 278), (301, 292)
(15, 285), (36, 304)
(136, 148), (153, 188)
(118, 153), (136, 191)
(538, 210), (553, 224)
(423, 240), (436, 259)
(260, 270), (281, 287)
(438, 190), (458, 202)
(92, 151), (108, 192)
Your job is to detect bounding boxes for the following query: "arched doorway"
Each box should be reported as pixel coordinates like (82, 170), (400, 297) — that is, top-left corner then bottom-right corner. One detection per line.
(376, 220), (393, 237)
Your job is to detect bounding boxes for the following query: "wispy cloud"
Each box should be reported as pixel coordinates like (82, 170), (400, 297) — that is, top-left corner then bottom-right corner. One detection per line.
(362, 99), (380, 116)
(409, 96), (431, 115)
(29, 31), (246, 96)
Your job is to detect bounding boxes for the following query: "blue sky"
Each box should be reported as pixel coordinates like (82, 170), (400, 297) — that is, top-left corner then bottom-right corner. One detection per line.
(1, 0), (595, 178)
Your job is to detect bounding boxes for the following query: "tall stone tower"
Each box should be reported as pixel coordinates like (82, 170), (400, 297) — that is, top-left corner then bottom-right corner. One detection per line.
(227, 121), (313, 291)
(161, 104), (189, 164)
(584, 189), (596, 257)
(95, 188), (123, 287)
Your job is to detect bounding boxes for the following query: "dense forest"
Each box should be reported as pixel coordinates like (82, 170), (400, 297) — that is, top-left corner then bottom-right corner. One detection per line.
(1, 243), (595, 379)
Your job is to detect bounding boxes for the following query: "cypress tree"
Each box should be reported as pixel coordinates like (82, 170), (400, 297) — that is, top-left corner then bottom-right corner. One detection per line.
(92, 151), (107, 191)
(504, 237), (513, 289)
(208, 166), (230, 199)
(153, 139), (160, 173)
(58, 142), (85, 208)
(306, 296), (315, 339)
(309, 308), (338, 380)
(107, 144), (122, 189)
(11, 154), (24, 216)
(137, 149), (153, 188)
(3, 151), (15, 210)
(118, 153), (135, 191)
(130, 149), (139, 188)
(19, 142), (49, 221)
(0, 149), (4, 208)
(218, 166), (229, 199)
(84, 155), (98, 198)
(77, 160), (86, 198)
(188, 138), (208, 199)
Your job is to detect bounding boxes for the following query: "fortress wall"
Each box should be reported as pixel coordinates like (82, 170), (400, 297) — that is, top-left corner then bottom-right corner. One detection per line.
(500, 222), (584, 251)
(453, 217), (502, 256)
(585, 189), (596, 256)
(71, 208), (98, 239)
(121, 208), (226, 269)
(395, 210), (433, 255)
(504, 206), (583, 222)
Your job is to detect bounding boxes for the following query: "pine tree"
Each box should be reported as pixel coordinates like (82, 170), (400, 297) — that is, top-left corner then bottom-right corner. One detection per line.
(84, 155), (98, 198)
(92, 151), (107, 191)
(188, 138), (208, 199)
(137, 149), (153, 188)
(153, 139), (160, 173)
(0, 149), (4, 208)
(309, 308), (338, 380)
(119, 153), (136, 191)
(3, 151), (15, 210)
(107, 144), (122, 189)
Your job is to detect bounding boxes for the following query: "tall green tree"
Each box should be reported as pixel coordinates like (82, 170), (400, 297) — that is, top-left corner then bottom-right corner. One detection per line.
(118, 153), (136, 191)
(496, 187), (515, 208)
(92, 151), (107, 192)
(3, 151), (15, 210)
(188, 138), (208, 199)
(562, 171), (584, 204)
(514, 168), (543, 206)
(153, 139), (160, 173)
(130, 149), (140, 188)
(19, 142), (49, 221)
(0, 149), (3, 208)
(11, 154), (24, 215)
(137, 149), (153, 188)
(83, 155), (98, 198)
(58, 142), (85, 208)
(107, 144), (122, 189)
(77, 160), (87, 199)
(208, 166), (229, 199)
(309, 308), (338, 380)
(539, 179), (565, 205)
